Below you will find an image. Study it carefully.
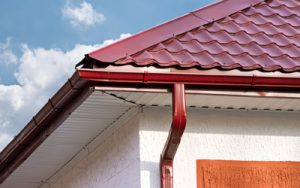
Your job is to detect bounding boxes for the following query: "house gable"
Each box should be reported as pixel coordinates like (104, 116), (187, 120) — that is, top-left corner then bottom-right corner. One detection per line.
(0, 0), (300, 187)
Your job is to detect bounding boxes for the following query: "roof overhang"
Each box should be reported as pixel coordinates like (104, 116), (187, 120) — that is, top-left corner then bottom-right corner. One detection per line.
(0, 69), (300, 187)
(1, 90), (138, 188)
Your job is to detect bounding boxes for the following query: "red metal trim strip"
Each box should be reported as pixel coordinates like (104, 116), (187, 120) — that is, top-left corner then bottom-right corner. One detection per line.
(78, 69), (300, 89)
(193, 0), (263, 22)
(161, 83), (187, 188)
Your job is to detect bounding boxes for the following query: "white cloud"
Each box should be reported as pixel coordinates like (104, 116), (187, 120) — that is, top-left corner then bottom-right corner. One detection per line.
(62, 1), (106, 27)
(0, 33), (131, 151)
(0, 133), (12, 150)
(0, 38), (18, 65)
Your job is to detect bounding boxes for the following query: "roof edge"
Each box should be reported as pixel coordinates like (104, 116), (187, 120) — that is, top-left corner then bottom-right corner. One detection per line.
(193, 0), (263, 21)
(0, 71), (92, 184)
(88, 0), (264, 63)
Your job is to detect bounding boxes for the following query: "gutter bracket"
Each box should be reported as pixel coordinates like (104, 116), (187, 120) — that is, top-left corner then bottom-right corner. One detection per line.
(251, 74), (256, 88)
(143, 70), (149, 84)
(160, 83), (186, 188)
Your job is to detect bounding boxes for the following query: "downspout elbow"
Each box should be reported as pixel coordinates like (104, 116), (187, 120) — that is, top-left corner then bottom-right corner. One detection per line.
(161, 83), (186, 188)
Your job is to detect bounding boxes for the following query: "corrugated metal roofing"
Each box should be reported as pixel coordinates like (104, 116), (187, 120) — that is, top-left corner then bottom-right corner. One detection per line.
(88, 0), (300, 72)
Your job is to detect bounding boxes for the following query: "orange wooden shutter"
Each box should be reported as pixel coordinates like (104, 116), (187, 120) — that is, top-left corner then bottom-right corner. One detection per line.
(197, 160), (300, 188)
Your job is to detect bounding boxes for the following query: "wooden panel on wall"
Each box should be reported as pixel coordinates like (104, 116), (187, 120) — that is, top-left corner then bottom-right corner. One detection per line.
(197, 160), (300, 188)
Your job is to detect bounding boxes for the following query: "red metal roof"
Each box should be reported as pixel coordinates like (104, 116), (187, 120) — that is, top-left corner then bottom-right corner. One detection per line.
(88, 0), (300, 72)
(1, 0), (300, 185)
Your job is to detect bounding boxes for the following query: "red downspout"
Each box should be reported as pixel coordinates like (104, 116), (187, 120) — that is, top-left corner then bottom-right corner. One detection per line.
(161, 83), (187, 188)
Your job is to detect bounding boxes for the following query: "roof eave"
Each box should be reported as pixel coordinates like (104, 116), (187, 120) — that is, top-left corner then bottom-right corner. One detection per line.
(0, 71), (92, 184)
(1, 67), (300, 184)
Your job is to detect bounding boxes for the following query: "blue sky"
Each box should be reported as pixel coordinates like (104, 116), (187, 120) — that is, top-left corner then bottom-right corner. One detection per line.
(0, 0), (215, 150)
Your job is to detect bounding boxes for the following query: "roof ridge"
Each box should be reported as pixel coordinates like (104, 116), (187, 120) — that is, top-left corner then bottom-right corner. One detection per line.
(87, 0), (264, 63)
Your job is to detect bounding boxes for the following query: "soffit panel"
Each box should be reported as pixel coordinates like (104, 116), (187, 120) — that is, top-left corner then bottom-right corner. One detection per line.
(1, 91), (135, 188)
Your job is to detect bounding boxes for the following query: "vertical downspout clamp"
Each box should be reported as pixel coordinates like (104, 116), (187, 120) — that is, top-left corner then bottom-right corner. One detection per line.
(160, 83), (187, 188)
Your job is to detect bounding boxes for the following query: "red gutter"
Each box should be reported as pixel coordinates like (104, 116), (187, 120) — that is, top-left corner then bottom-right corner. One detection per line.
(161, 83), (186, 188)
(79, 69), (300, 89)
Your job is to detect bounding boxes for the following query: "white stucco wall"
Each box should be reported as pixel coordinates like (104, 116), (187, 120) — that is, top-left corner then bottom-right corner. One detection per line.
(46, 114), (141, 188)
(44, 105), (300, 188)
(139, 107), (300, 188)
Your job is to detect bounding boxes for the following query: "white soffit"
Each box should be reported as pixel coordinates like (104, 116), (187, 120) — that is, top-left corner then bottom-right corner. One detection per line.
(1, 91), (136, 188)
(2, 89), (300, 187)
(108, 91), (300, 112)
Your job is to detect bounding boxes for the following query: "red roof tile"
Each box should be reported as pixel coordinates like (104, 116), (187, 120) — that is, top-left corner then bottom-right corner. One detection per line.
(88, 0), (300, 72)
